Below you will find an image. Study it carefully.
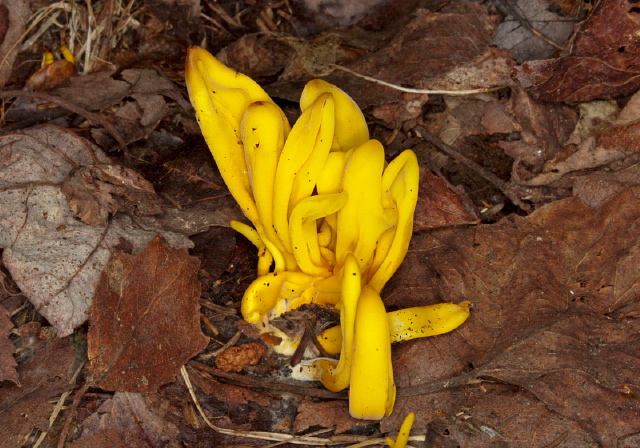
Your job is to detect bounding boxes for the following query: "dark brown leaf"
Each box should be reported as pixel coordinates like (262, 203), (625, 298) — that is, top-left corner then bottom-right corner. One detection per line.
(414, 168), (478, 231)
(62, 164), (163, 227)
(69, 392), (179, 448)
(382, 188), (640, 445)
(153, 150), (245, 235)
(294, 399), (372, 434)
(522, 0), (640, 102)
(0, 303), (18, 385)
(88, 236), (208, 392)
(188, 370), (272, 408)
(0, 338), (75, 445)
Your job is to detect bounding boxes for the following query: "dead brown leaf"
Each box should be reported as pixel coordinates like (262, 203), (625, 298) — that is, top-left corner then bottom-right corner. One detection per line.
(294, 399), (377, 435)
(24, 60), (78, 91)
(522, 0), (640, 102)
(88, 236), (208, 393)
(69, 391), (180, 448)
(0, 0), (29, 89)
(152, 150), (246, 235)
(189, 370), (272, 409)
(519, 89), (640, 187)
(414, 168), (478, 231)
(0, 338), (75, 445)
(381, 188), (640, 445)
(0, 125), (193, 337)
(0, 302), (18, 385)
(62, 164), (164, 227)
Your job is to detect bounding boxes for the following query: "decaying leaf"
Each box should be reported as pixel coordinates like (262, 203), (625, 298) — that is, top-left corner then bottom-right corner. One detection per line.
(0, 338), (75, 446)
(152, 150), (246, 235)
(62, 164), (164, 227)
(414, 169), (478, 231)
(188, 370), (272, 409)
(521, 0), (640, 102)
(0, 303), (18, 385)
(69, 392), (180, 448)
(88, 236), (208, 393)
(0, 125), (192, 337)
(294, 399), (371, 434)
(519, 89), (640, 187)
(379, 188), (640, 445)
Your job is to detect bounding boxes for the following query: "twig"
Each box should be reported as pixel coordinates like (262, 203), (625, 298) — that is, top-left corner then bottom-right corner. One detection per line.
(0, 90), (126, 149)
(57, 381), (90, 448)
(183, 364), (422, 446)
(189, 360), (346, 400)
(33, 362), (85, 448)
(181, 365), (346, 446)
(198, 330), (241, 360)
(331, 64), (506, 96)
(414, 125), (533, 213)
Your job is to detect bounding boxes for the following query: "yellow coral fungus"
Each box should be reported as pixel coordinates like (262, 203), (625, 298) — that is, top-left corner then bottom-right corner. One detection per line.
(185, 46), (470, 420)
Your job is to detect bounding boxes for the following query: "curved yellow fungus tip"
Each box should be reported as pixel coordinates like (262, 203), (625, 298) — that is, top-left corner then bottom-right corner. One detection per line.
(300, 79), (369, 151)
(388, 301), (471, 343)
(386, 412), (415, 448)
(349, 285), (395, 419)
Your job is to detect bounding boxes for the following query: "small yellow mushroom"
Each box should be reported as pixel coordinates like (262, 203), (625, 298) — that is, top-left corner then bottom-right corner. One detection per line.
(60, 46), (75, 63)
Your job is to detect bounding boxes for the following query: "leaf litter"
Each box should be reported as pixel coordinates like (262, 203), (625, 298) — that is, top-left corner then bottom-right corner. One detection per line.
(2, 0), (640, 446)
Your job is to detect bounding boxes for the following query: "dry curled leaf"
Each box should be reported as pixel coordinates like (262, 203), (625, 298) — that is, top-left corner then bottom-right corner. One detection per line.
(63, 164), (163, 227)
(24, 60), (77, 91)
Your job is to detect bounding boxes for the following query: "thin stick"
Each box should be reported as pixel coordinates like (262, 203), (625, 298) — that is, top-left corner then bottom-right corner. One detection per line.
(189, 360), (345, 399)
(0, 90), (126, 149)
(331, 64), (505, 96)
(180, 365), (347, 446)
(414, 125), (533, 213)
(33, 362), (85, 448)
(56, 381), (89, 448)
